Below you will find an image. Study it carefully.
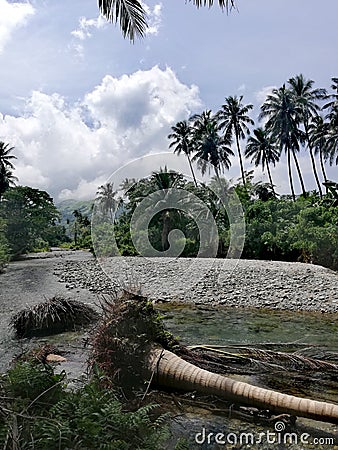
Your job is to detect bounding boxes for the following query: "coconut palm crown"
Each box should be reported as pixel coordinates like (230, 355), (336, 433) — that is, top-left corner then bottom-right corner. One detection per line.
(0, 142), (17, 200)
(98, 0), (236, 41)
(217, 95), (254, 187)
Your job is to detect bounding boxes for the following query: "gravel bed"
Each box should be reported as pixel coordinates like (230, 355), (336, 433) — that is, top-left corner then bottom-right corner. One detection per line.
(54, 256), (338, 313)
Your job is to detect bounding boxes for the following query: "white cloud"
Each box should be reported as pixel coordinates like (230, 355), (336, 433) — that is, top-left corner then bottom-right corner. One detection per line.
(71, 15), (106, 41)
(255, 85), (276, 105)
(142, 2), (162, 35)
(70, 14), (106, 58)
(0, 0), (34, 53)
(0, 66), (201, 200)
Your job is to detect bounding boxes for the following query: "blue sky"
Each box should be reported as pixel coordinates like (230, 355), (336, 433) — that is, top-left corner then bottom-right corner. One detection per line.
(0, 0), (337, 200)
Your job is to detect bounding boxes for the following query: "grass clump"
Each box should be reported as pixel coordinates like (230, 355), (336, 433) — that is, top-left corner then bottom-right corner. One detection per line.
(11, 295), (99, 338)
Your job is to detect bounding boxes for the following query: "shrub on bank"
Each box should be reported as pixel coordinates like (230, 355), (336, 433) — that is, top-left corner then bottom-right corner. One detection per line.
(0, 218), (10, 272)
(0, 359), (188, 449)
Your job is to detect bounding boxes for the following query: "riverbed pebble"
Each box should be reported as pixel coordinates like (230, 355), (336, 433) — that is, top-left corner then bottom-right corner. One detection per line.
(54, 256), (338, 313)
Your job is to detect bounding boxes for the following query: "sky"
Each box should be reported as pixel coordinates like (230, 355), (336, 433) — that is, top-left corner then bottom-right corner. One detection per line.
(0, 0), (337, 201)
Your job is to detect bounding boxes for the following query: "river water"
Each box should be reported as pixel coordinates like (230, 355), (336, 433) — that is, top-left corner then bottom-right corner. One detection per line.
(0, 251), (337, 448)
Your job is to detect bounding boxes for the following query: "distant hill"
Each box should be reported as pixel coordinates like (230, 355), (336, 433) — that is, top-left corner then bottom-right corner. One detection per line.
(56, 199), (94, 225)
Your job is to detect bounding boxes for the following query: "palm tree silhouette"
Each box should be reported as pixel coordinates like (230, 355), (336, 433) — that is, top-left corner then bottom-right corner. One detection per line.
(323, 77), (338, 167)
(98, 0), (235, 41)
(190, 110), (234, 180)
(288, 74), (326, 197)
(0, 142), (17, 200)
(96, 182), (119, 220)
(217, 95), (254, 187)
(260, 85), (305, 200)
(245, 127), (279, 197)
(148, 167), (185, 251)
(308, 115), (330, 189)
(168, 120), (198, 187)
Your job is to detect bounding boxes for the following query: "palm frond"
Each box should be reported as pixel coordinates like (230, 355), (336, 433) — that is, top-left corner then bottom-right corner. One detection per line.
(98, 0), (147, 41)
(187, 344), (338, 373)
(189, 0), (236, 12)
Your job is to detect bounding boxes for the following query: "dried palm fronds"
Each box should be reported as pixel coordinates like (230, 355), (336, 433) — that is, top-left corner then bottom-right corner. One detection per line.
(185, 344), (338, 374)
(11, 296), (99, 338)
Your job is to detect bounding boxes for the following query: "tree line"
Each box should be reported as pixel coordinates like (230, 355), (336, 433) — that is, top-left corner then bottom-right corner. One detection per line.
(1, 73), (337, 271)
(0, 142), (69, 271)
(168, 74), (338, 201)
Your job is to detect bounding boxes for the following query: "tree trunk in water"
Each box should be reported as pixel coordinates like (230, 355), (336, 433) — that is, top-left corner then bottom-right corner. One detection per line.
(148, 347), (338, 424)
(291, 149), (306, 197)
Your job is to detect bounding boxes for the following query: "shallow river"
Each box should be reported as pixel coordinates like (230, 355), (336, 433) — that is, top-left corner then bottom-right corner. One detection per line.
(0, 252), (337, 448)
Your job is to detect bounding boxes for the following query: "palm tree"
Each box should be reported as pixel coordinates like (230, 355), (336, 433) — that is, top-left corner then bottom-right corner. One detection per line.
(96, 182), (118, 219)
(147, 167), (185, 251)
(190, 110), (234, 180)
(308, 115), (330, 187)
(244, 127), (279, 196)
(326, 108), (338, 166)
(260, 85), (305, 200)
(323, 77), (338, 112)
(217, 95), (254, 187)
(288, 74), (326, 197)
(323, 77), (338, 167)
(99, 0), (235, 41)
(0, 142), (17, 200)
(168, 120), (198, 187)
(148, 346), (338, 424)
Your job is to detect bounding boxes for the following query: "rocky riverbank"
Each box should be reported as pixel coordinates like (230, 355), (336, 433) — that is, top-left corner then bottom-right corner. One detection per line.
(54, 255), (338, 313)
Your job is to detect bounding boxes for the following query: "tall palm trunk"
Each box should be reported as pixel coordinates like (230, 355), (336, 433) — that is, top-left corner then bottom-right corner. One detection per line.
(291, 148), (306, 196)
(148, 347), (338, 424)
(305, 124), (322, 197)
(265, 159), (276, 197)
(186, 153), (198, 187)
(308, 147), (323, 197)
(161, 211), (171, 251)
(287, 147), (296, 201)
(235, 131), (246, 187)
(319, 149), (328, 193)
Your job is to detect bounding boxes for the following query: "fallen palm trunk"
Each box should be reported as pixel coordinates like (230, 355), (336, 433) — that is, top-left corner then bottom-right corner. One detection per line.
(148, 346), (338, 424)
(91, 293), (338, 425)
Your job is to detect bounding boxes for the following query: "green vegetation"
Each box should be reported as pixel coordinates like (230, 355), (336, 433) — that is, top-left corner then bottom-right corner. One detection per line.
(1, 73), (337, 269)
(93, 172), (338, 270)
(0, 218), (10, 272)
(0, 141), (17, 201)
(243, 195), (338, 268)
(0, 358), (188, 449)
(0, 186), (68, 257)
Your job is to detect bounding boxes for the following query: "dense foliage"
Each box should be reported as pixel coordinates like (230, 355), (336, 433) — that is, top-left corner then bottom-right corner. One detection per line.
(93, 173), (338, 271)
(0, 186), (68, 257)
(0, 218), (10, 272)
(0, 359), (188, 449)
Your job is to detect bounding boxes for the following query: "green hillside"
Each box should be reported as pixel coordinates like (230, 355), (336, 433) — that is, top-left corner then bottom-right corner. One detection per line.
(56, 199), (94, 225)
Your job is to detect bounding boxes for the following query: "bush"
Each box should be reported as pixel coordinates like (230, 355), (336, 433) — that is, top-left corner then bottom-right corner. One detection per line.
(0, 359), (187, 450)
(0, 218), (9, 272)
